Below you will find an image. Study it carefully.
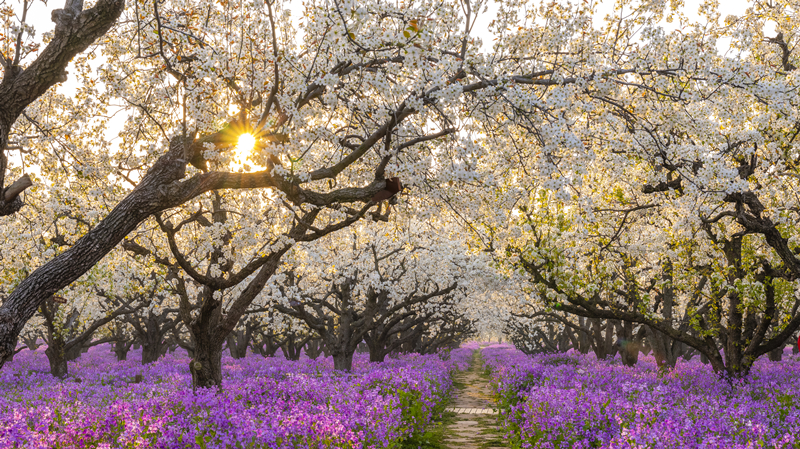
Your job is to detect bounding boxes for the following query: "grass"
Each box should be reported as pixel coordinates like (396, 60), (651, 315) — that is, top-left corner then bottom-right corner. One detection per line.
(398, 410), (459, 449)
(397, 354), (467, 449)
(473, 414), (509, 449)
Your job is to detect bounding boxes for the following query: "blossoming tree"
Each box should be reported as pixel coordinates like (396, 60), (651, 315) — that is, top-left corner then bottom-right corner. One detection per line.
(0, 0), (525, 369)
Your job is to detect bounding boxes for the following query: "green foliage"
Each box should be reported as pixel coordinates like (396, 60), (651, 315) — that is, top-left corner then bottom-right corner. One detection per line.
(396, 411), (457, 449)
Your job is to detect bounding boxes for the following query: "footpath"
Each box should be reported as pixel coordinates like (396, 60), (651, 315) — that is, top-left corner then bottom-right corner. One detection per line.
(441, 349), (507, 449)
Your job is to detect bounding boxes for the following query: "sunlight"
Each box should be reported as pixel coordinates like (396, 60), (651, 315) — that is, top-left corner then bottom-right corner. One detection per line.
(231, 133), (257, 172)
(237, 133), (256, 157)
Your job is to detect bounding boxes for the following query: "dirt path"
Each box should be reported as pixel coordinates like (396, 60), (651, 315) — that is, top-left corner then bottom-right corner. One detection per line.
(441, 350), (507, 449)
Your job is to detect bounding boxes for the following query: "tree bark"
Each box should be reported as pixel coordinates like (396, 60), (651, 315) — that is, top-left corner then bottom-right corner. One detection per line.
(645, 325), (677, 370)
(332, 351), (354, 371)
(141, 342), (162, 365)
(20, 334), (40, 351)
(225, 327), (250, 359)
(304, 338), (325, 359)
(366, 335), (388, 362)
(44, 337), (68, 378)
(280, 332), (310, 361)
(112, 324), (132, 361)
(252, 334), (283, 357)
(114, 340), (132, 361)
(768, 346), (783, 362)
(131, 312), (179, 364)
(226, 335), (247, 359)
(369, 350), (387, 363)
(190, 334), (224, 390)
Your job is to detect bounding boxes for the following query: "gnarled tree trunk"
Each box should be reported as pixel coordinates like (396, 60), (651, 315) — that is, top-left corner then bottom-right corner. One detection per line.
(115, 339), (132, 361)
(190, 337), (224, 390)
(226, 327), (250, 360)
(304, 338), (325, 360)
(280, 332), (311, 361)
(44, 337), (68, 378)
(332, 351), (354, 371)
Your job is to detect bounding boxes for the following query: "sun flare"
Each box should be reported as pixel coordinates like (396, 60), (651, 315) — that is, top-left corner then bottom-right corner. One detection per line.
(231, 133), (258, 172)
(236, 133), (256, 157)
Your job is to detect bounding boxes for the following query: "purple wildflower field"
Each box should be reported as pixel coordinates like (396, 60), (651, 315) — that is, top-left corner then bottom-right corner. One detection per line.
(483, 343), (800, 449)
(0, 345), (470, 448)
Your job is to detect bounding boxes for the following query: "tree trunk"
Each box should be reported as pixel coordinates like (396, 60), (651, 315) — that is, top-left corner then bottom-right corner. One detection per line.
(619, 343), (639, 366)
(281, 343), (300, 361)
(769, 346), (783, 362)
(280, 333), (307, 361)
(590, 318), (613, 359)
(141, 343), (163, 364)
(112, 324), (132, 361)
(44, 338), (68, 378)
(305, 339), (324, 359)
(557, 331), (572, 353)
(575, 318), (591, 354)
(140, 321), (169, 364)
(114, 340), (131, 361)
(649, 258), (678, 371)
(645, 326), (677, 370)
(369, 350), (387, 362)
(253, 336), (282, 357)
(366, 333), (389, 362)
(613, 321), (639, 367)
(190, 338), (224, 389)
(365, 332), (389, 362)
(64, 343), (85, 362)
(134, 314), (178, 365)
(21, 335), (40, 351)
(226, 330), (248, 359)
(332, 351), (354, 371)
(322, 310), (363, 371)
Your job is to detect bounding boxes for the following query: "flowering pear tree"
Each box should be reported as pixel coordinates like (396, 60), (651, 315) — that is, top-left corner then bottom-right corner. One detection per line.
(0, 186), (150, 375)
(224, 317), (258, 360)
(465, 0), (800, 377)
(393, 307), (477, 355)
(117, 282), (181, 364)
(245, 311), (308, 358)
(0, 0), (534, 368)
(269, 221), (481, 370)
(37, 293), (135, 377)
(505, 314), (585, 355)
(33, 250), (147, 377)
